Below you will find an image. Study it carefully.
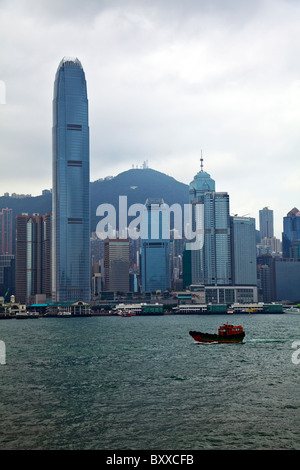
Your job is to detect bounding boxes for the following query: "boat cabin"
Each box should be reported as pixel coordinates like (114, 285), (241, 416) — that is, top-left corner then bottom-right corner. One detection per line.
(218, 322), (244, 337)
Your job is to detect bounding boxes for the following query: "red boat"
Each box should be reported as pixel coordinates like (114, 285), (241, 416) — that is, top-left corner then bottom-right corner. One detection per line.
(189, 322), (245, 343)
(117, 311), (136, 317)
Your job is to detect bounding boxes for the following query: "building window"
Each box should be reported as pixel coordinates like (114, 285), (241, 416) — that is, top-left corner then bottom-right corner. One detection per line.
(67, 160), (82, 167)
(67, 124), (82, 131)
(67, 218), (83, 224)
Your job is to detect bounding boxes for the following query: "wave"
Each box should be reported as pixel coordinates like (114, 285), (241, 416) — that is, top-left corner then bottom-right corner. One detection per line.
(245, 338), (290, 343)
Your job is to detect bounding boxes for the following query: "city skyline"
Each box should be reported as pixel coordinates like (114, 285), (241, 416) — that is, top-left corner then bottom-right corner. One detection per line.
(1, 0), (300, 239)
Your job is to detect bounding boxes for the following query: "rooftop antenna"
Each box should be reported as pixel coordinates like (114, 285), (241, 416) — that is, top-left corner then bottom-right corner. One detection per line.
(200, 150), (204, 172)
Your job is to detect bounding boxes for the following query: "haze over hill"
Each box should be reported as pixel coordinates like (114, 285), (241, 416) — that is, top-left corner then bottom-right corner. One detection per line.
(90, 168), (189, 232)
(0, 168), (189, 238)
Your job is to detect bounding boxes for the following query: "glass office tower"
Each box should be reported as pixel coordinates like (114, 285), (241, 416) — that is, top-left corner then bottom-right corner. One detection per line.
(282, 207), (300, 258)
(230, 216), (257, 285)
(189, 164), (231, 286)
(141, 199), (170, 292)
(52, 57), (90, 303)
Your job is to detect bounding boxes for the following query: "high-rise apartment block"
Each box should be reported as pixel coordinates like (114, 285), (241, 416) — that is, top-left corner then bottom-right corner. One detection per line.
(0, 254), (15, 298)
(15, 213), (51, 304)
(0, 207), (13, 255)
(258, 206), (282, 256)
(0, 208), (14, 298)
(259, 207), (274, 240)
(52, 57), (90, 303)
(104, 239), (130, 292)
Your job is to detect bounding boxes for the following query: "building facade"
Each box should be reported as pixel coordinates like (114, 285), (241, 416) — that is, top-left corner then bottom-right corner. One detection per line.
(141, 199), (170, 292)
(52, 57), (90, 303)
(0, 207), (13, 255)
(275, 258), (300, 302)
(0, 254), (15, 298)
(205, 285), (258, 304)
(259, 207), (274, 240)
(189, 165), (231, 286)
(230, 216), (257, 286)
(282, 207), (300, 258)
(104, 239), (130, 292)
(15, 213), (51, 304)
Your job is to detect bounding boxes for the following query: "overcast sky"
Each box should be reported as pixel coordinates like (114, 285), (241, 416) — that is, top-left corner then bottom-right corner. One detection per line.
(1, 0), (300, 237)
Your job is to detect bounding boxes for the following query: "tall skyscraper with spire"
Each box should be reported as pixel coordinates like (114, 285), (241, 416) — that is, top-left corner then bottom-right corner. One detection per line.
(52, 57), (90, 303)
(188, 154), (231, 286)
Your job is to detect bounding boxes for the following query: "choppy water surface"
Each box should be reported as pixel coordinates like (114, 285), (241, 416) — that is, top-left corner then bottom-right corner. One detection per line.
(0, 314), (299, 450)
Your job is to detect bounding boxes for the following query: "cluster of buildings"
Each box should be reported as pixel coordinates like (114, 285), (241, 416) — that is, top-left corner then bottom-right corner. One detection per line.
(1, 57), (300, 314)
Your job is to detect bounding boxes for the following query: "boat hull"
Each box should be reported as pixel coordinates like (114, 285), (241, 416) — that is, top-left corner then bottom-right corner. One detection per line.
(189, 330), (245, 343)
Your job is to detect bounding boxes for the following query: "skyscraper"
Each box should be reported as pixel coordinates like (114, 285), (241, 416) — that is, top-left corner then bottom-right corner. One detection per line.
(0, 207), (13, 255)
(15, 213), (51, 304)
(0, 207), (14, 299)
(141, 199), (170, 292)
(189, 161), (231, 286)
(230, 216), (257, 285)
(104, 239), (130, 292)
(52, 57), (90, 303)
(259, 207), (274, 240)
(0, 254), (14, 298)
(282, 207), (300, 258)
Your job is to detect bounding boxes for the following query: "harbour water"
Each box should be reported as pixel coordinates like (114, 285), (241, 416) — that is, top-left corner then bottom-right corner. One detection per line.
(0, 314), (299, 450)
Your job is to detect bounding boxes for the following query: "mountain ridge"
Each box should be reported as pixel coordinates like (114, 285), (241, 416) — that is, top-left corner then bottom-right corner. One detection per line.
(1, 168), (190, 238)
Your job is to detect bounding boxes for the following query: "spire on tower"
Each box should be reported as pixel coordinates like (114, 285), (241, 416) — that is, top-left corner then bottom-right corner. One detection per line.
(200, 150), (204, 172)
